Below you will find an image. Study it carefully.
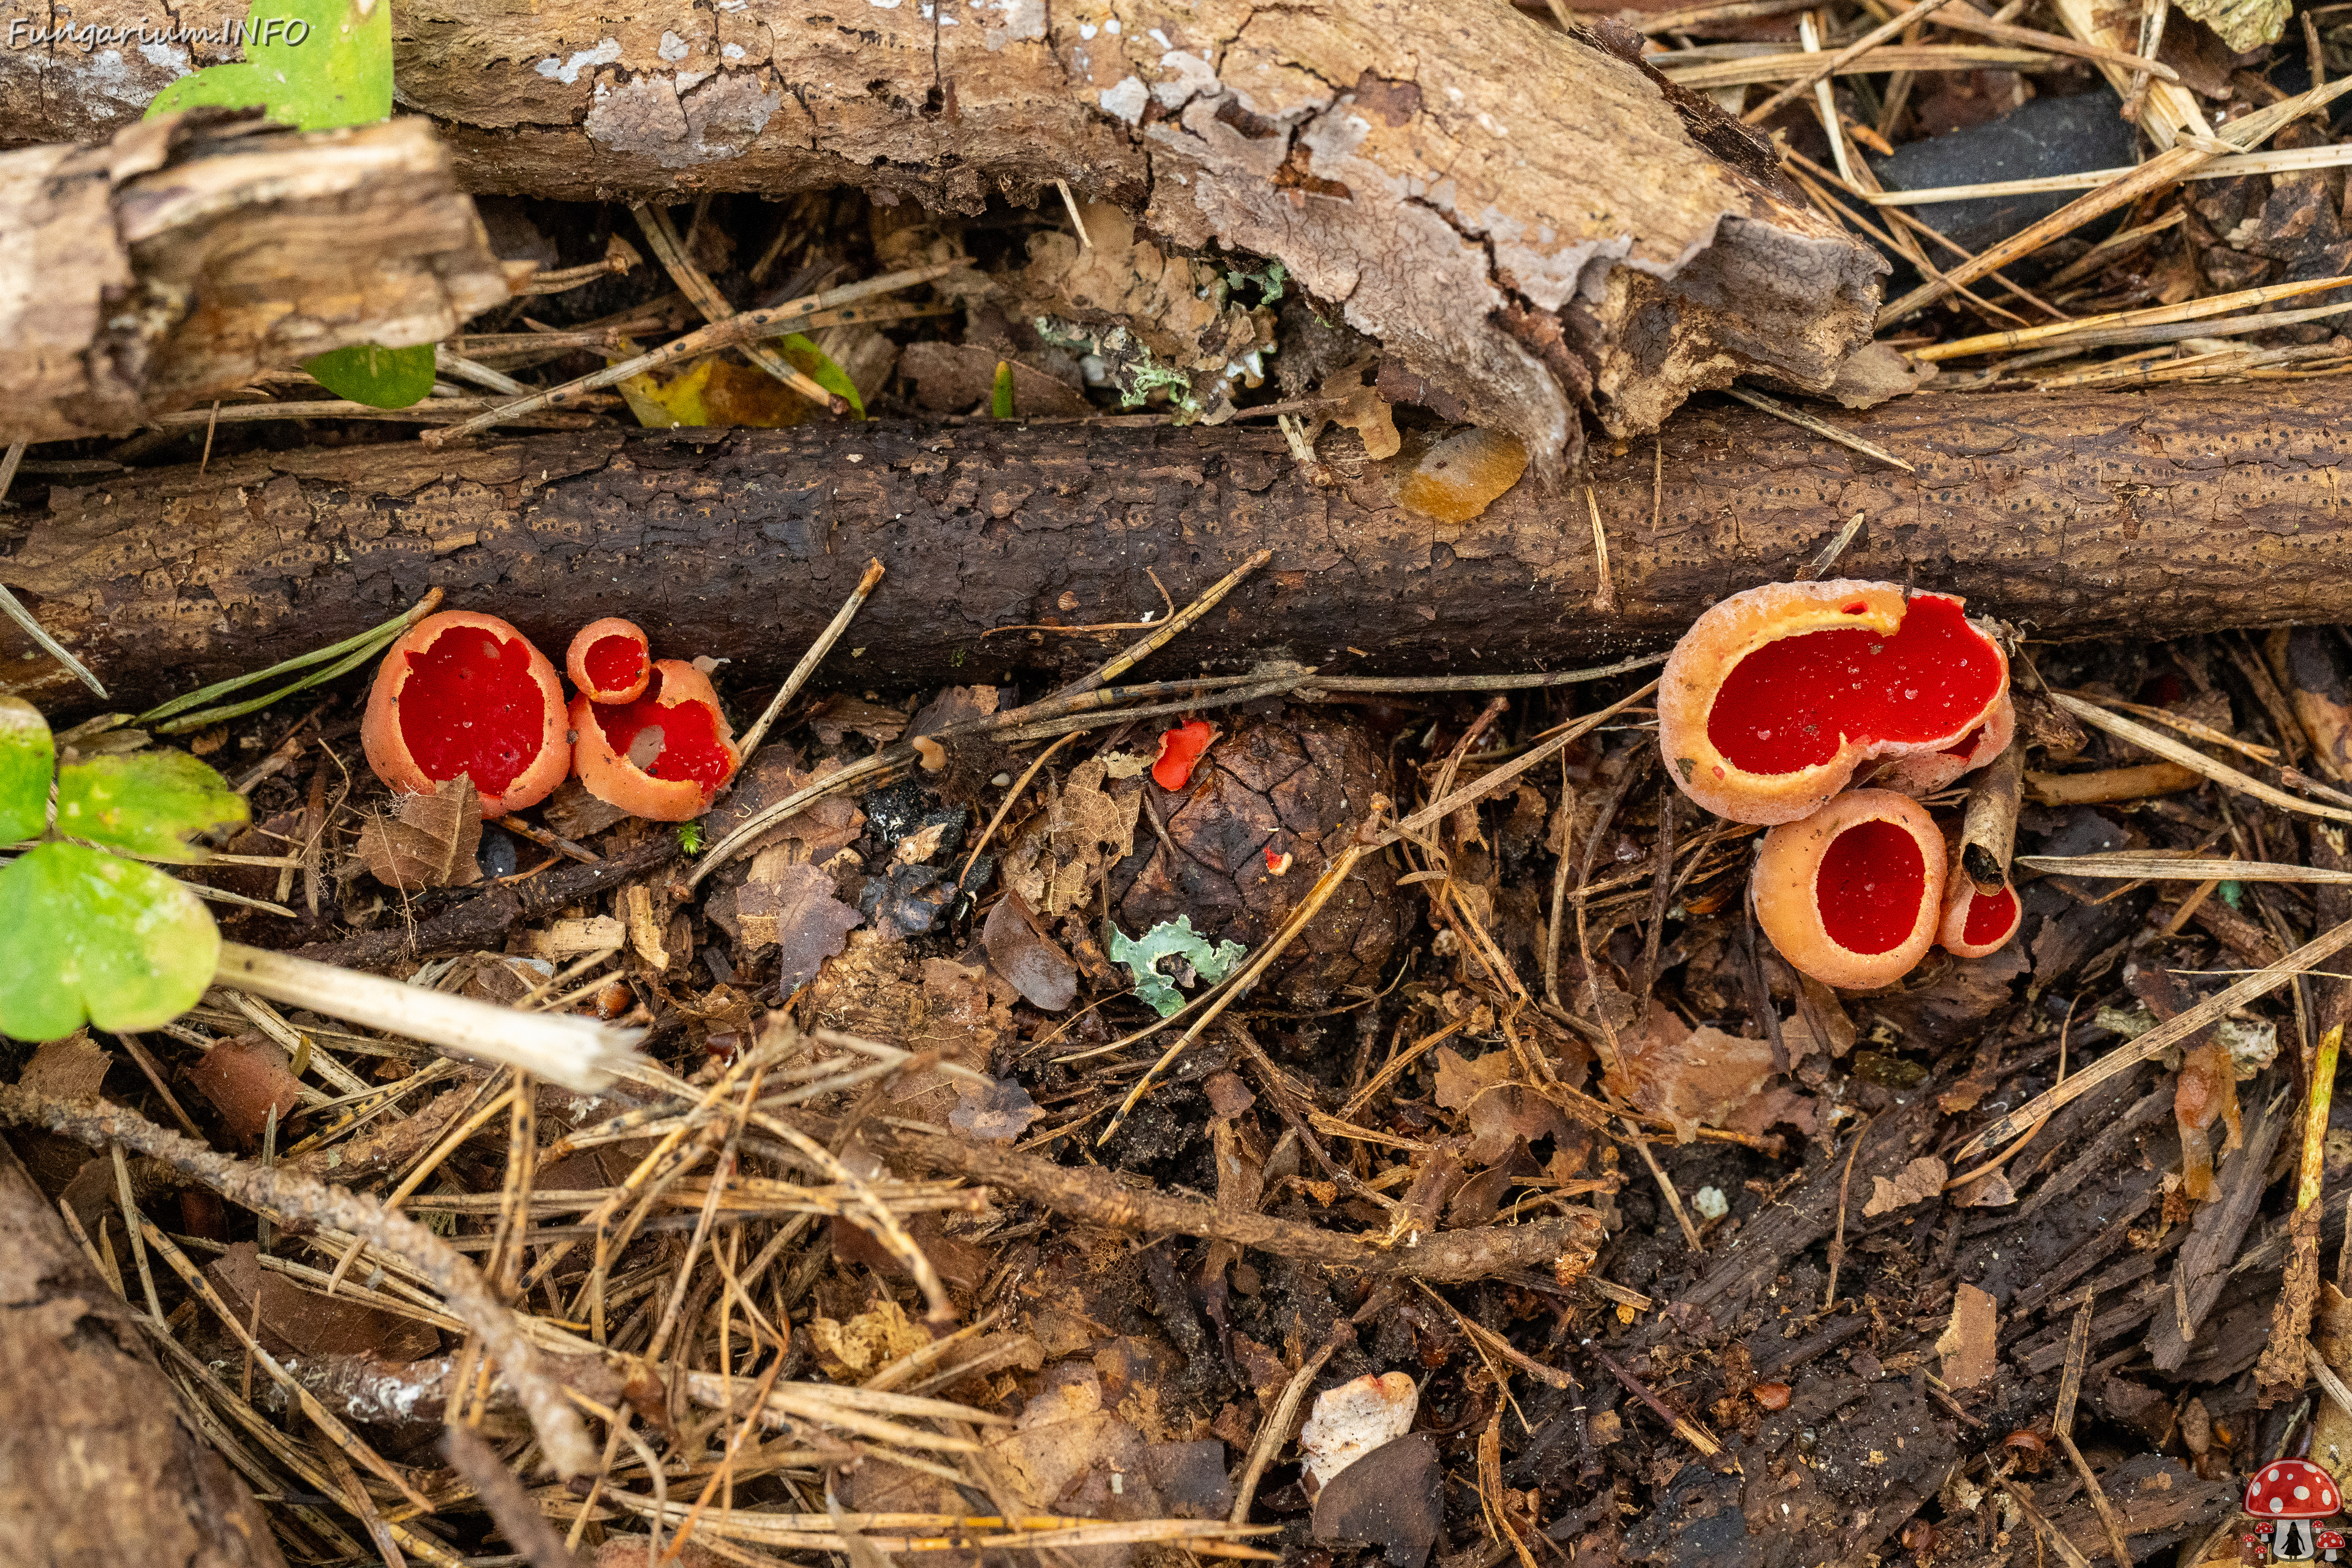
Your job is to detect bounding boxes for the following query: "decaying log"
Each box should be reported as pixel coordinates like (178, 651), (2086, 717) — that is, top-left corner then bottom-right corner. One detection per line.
(0, 1139), (287, 1568)
(7, 383), (2352, 710)
(0, 0), (1883, 475)
(0, 113), (510, 443)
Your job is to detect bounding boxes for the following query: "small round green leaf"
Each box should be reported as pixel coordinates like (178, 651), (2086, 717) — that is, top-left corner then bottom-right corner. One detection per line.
(0, 696), (53, 845)
(56, 751), (247, 862)
(303, 341), (438, 409)
(0, 843), (221, 1041)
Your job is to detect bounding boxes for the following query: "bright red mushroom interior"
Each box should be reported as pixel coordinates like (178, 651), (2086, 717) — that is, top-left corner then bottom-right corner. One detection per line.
(1708, 595), (2003, 774)
(1963, 885), (2020, 946)
(1815, 817), (1926, 955)
(582, 633), (647, 696)
(592, 670), (734, 792)
(398, 625), (548, 796)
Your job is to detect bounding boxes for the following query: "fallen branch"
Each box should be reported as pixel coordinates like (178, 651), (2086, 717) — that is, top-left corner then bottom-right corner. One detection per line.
(15, 386), (2352, 710)
(0, 1086), (602, 1478)
(857, 1118), (1605, 1284)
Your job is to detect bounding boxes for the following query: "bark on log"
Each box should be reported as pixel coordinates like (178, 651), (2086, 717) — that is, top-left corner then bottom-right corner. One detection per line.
(0, 113), (511, 443)
(6, 383), (2351, 712)
(0, 0), (1883, 475)
(0, 1138), (287, 1568)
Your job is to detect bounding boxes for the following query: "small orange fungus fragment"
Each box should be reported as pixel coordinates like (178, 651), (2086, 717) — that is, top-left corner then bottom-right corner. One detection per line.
(1396, 427), (1528, 524)
(1153, 719), (1218, 791)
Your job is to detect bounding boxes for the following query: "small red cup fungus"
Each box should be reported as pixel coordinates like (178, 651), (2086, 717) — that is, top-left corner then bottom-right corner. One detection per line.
(566, 617), (652, 704)
(570, 658), (742, 821)
(1659, 580), (2009, 824)
(1938, 861), (2021, 959)
(1876, 691), (2016, 797)
(1153, 718), (1218, 791)
(1753, 789), (1945, 989)
(362, 610), (569, 813)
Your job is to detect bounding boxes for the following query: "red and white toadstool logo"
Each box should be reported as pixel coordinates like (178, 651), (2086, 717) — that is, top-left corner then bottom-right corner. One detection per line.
(2247, 1460), (2342, 1562)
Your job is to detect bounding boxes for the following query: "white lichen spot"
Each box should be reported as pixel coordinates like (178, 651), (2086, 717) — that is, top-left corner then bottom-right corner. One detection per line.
(1079, 18), (1096, 36)
(1148, 26), (1169, 45)
(1152, 48), (1218, 110)
(535, 37), (622, 84)
(869, 0), (903, 7)
(1098, 74), (1148, 124)
(658, 29), (690, 61)
(138, 40), (191, 76)
(982, 0), (1044, 47)
(1104, 15), (1120, 31)
(721, 41), (745, 58)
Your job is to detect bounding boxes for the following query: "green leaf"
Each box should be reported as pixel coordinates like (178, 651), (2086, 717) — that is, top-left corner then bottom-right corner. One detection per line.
(1107, 915), (1248, 1017)
(780, 334), (865, 419)
(0, 843), (221, 1040)
(56, 752), (247, 862)
(0, 696), (53, 845)
(992, 359), (1016, 420)
(144, 0), (392, 132)
(303, 342), (437, 409)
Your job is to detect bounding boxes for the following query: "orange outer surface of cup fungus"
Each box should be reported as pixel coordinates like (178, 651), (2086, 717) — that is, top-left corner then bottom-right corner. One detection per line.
(362, 610), (569, 813)
(566, 617), (652, 703)
(571, 659), (742, 821)
(1754, 790), (1946, 989)
(1938, 865), (2022, 959)
(1658, 579), (2010, 824)
(1876, 690), (2016, 797)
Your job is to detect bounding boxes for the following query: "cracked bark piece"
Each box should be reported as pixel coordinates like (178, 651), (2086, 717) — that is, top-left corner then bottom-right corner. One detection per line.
(1107, 708), (1403, 1006)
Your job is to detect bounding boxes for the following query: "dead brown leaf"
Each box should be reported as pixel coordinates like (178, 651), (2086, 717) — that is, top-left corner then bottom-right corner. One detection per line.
(731, 855), (863, 991)
(356, 777), (482, 891)
(1603, 1004), (1779, 1143)
(20, 1030), (110, 1100)
(1002, 757), (1140, 919)
(1863, 1156), (1950, 1217)
(186, 1032), (305, 1143)
(982, 892), (1079, 1010)
(808, 697), (910, 748)
(1935, 1282), (1999, 1389)
(1433, 1047), (1574, 1167)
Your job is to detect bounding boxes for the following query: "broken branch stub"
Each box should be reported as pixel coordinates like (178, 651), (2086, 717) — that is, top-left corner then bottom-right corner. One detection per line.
(0, 1), (1881, 476)
(0, 113), (510, 444)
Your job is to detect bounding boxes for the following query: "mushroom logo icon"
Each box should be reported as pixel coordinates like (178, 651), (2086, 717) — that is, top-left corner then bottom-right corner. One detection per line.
(2247, 1460), (2342, 1561)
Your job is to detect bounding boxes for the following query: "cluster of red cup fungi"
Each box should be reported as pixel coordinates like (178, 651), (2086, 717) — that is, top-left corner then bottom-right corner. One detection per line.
(1660, 579), (2021, 989)
(363, 611), (739, 822)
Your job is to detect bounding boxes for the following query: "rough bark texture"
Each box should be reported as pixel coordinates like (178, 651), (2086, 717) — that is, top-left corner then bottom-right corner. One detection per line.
(7, 383), (2352, 711)
(0, 0), (1883, 475)
(0, 113), (510, 443)
(0, 1139), (288, 1568)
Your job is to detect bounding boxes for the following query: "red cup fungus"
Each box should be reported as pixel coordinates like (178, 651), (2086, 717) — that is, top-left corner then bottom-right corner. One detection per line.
(1153, 719), (1218, 791)
(570, 658), (742, 821)
(1938, 864), (2021, 959)
(1753, 789), (1945, 989)
(1876, 691), (2016, 797)
(567, 617), (652, 704)
(1659, 580), (2010, 824)
(362, 610), (569, 813)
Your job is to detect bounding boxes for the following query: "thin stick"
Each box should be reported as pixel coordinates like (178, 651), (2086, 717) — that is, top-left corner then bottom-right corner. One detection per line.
(2260, 1023), (2343, 1391)
(1743, 0), (1966, 123)
(1955, 913), (2352, 1161)
(1054, 179), (1093, 249)
(1230, 1331), (1343, 1525)
(1913, 272), (2352, 360)
(636, 203), (842, 412)
(1058, 548), (1275, 698)
(112, 1141), (165, 1323)
(1960, 735), (2024, 891)
(1627, 1116), (1705, 1252)
(957, 730), (1078, 889)
(1588, 1346), (1724, 1458)
(420, 262), (967, 446)
(1825, 1117), (1868, 1309)
(2018, 854), (2352, 883)
(2048, 689), (2352, 825)
(737, 557), (885, 759)
(1585, 486), (1617, 612)
(1723, 386), (1915, 471)
(440, 1426), (586, 1568)
(0, 580), (107, 698)
(216, 943), (643, 1091)
(1936, 2), (2179, 77)
(1800, 511), (1868, 579)
(0, 438), (24, 501)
